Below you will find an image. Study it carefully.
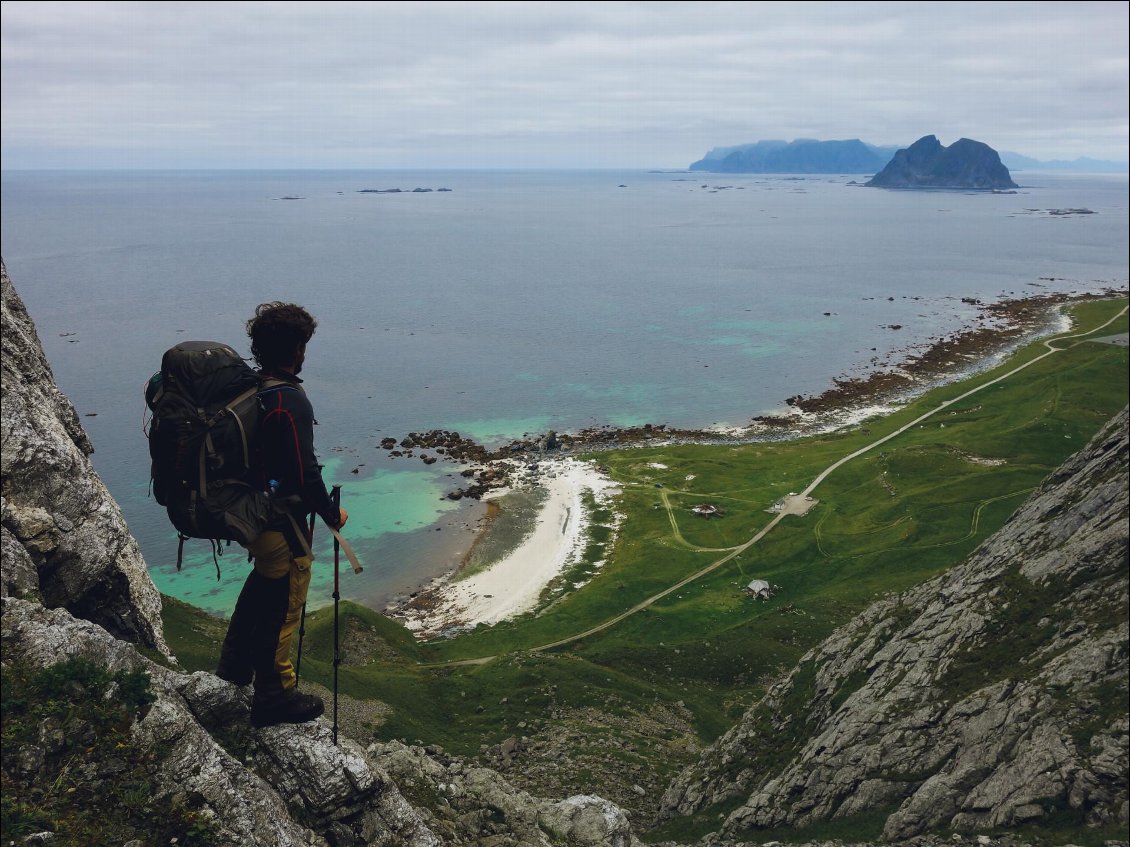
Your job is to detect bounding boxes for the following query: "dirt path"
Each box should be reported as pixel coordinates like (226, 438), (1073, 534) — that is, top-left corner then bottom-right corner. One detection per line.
(431, 303), (1127, 664)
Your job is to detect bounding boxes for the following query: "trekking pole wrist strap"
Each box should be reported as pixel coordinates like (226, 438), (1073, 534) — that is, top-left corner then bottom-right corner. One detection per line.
(283, 511), (362, 573)
(327, 524), (363, 574)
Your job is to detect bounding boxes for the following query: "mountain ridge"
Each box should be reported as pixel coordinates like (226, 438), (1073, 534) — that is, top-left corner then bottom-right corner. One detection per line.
(688, 138), (1128, 174)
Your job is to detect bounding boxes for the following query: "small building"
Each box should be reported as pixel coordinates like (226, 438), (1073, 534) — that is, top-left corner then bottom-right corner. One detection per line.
(745, 579), (773, 599)
(692, 503), (719, 517)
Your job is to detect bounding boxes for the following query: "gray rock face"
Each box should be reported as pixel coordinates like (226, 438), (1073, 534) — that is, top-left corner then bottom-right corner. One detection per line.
(1, 595), (441, 847)
(369, 740), (638, 846)
(1, 262), (167, 653)
(865, 135), (1018, 189)
(659, 408), (1129, 839)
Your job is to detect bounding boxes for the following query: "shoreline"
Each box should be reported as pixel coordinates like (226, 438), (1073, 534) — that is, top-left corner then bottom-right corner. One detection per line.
(383, 289), (1126, 637)
(388, 458), (619, 638)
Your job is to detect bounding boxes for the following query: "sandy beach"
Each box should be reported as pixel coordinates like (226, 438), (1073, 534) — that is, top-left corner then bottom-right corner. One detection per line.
(390, 458), (620, 637)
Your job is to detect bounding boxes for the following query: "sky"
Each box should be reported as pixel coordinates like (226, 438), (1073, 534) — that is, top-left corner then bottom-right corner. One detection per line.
(1, 1), (1127, 169)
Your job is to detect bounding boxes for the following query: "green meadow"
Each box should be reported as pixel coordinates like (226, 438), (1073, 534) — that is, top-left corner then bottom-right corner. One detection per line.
(163, 297), (1128, 832)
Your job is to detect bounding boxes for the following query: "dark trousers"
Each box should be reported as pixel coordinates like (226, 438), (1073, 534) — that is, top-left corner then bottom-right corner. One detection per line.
(218, 531), (313, 700)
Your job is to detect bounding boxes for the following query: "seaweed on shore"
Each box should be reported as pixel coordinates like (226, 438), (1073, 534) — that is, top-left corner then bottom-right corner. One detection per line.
(381, 290), (1127, 486)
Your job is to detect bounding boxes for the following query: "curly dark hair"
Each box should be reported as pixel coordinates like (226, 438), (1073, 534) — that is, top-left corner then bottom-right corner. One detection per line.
(246, 302), (318, 370)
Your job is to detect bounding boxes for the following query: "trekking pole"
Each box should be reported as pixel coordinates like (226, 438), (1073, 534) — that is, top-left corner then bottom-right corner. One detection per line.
(295, 512), (316, 688)
(331, 484), (342, 746)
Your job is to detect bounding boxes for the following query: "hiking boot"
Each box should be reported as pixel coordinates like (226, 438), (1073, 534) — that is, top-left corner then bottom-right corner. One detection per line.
(215, 661), (253, 687)
(250, 688), (324, 728)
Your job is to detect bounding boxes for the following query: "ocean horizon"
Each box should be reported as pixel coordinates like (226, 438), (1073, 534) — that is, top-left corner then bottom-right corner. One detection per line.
(2, 168), (1127, 617)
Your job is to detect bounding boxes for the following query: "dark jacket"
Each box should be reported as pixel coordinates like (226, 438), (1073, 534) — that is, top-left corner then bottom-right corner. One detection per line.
(255, 370), (341, 550)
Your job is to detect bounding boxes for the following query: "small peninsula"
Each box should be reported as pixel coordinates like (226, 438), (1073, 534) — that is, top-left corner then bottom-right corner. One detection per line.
(865, 134), (1018, 189)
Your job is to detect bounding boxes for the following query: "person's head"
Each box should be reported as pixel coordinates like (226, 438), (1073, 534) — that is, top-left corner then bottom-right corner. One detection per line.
(246, 302), (318, 373)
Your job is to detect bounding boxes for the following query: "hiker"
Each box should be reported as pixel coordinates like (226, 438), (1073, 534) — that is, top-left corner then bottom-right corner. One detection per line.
(215, 302), (349, 727)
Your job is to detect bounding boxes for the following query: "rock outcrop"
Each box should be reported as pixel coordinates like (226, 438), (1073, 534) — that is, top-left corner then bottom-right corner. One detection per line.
(1, 596), (439, 846)
(659, 408), (1129, 840)
(865, 135), (1018, 189)
(371, 741), (634, 847)
(1, 261), (167, 653)
(0, 262), (638, 846)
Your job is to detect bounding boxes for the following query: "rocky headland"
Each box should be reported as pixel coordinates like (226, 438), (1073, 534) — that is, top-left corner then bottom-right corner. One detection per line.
(865, 136), (1018, 190)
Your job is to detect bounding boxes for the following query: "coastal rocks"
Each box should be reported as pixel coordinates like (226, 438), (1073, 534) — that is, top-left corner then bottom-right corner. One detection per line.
(772, 293), (1078, 416)
(382, 423), (709, 503)
(658, 408), (1129, 840)
(1, 262), (167, 655)
(865, 135), (1018, 190)
(357, 187), (453, 194)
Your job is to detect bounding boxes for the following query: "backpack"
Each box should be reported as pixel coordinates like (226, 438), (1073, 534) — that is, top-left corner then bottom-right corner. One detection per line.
(145, 340), (287, 576)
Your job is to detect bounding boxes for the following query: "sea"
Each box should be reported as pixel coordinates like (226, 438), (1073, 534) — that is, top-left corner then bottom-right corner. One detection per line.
(2, 169), (1127, 617)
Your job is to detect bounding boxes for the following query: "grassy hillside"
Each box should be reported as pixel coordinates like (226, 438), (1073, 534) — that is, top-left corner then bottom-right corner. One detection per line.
(163, 297), (1128, 824)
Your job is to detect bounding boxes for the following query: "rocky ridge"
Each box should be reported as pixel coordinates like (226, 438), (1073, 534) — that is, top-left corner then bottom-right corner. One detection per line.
(658, 408), (1129, 840)
(1, 262), (166, 652)
(0, 262), (637, 847)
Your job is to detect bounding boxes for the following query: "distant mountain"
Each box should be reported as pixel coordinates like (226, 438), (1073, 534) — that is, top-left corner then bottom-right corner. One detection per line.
(1000, 152), (1129, 173)
(688, 138), (900, 174)
(689, 138), (1127, 176)
(865, 135), (1017, 190)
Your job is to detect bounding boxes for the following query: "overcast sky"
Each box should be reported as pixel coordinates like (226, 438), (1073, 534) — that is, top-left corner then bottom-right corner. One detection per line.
(2, 1), (1127, 169)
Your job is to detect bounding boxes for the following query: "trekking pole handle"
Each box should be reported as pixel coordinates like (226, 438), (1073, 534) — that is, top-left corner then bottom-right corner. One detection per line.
(331, 485), (342, 590)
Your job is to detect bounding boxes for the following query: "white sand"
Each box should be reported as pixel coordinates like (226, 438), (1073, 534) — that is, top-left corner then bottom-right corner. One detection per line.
(399, 458), (618, 635)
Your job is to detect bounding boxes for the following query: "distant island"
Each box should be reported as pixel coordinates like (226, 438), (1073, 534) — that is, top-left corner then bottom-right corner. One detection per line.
(865, 135), (1017, 190)
(689, 138), (899, 173)
(688, 138), (1127, 174)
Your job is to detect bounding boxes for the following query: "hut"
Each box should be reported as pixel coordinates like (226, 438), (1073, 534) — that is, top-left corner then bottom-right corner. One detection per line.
(745, 579), (773, 599)
(692, 503), (719, 517)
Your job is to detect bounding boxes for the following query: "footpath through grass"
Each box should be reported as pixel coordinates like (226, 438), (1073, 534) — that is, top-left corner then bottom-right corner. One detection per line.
(162, 297), (1128, 823)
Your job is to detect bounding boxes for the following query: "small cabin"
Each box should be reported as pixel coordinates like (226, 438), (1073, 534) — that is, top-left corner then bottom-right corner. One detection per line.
(692, 503), (719, 517)
(745, 579), (773, 599)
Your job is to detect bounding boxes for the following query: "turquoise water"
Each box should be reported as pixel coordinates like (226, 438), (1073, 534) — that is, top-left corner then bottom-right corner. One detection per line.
(2, 169), (1127, 615)
(152, 455), (467, 615)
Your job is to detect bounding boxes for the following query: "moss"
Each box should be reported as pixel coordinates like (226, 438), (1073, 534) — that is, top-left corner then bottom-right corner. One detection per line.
(1069, 680), (1130, 752)
(936, 569), (1066, 702)
(1, 657), (221, 846)
(642, 795), (747, 844)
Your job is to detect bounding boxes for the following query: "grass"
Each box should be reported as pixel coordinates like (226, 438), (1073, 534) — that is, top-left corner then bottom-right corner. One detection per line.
(0, 657), (220, 846)
(161, 297), (1129, 836)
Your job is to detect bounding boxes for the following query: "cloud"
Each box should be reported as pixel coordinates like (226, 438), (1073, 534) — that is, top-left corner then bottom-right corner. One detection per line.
(2, 0), (1127, 168)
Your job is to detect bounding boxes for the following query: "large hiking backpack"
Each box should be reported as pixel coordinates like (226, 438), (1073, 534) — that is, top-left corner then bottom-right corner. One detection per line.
(145, 340), (284, 573)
